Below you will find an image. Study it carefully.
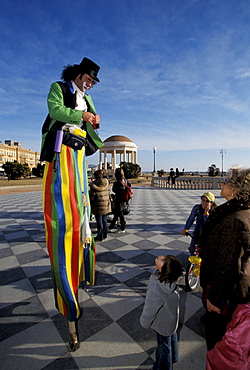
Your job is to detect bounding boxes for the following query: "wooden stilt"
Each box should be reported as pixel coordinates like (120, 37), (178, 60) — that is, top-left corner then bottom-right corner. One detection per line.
(68, 321), (80, 352)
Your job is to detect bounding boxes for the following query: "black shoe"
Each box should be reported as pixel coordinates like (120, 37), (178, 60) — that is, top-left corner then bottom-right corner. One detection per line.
(116, 229), (125, 234)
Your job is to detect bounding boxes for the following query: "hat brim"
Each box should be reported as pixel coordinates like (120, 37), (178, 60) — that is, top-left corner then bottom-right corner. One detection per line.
(201, 194), (214, 202)
(87, 71), (99, 82)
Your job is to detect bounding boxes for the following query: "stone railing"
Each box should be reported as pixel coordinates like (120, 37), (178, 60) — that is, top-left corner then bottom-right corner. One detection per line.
(151, 176), (225, 190)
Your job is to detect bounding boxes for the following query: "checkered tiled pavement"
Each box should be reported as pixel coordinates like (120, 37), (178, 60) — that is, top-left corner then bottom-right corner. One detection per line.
(0, 187), (224, 369)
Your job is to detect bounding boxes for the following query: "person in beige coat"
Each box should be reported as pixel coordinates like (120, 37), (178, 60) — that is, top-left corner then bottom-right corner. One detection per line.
(89, 170), (111, 242)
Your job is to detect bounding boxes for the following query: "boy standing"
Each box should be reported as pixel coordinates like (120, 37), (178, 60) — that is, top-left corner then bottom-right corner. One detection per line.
(140, 255), (183, 370)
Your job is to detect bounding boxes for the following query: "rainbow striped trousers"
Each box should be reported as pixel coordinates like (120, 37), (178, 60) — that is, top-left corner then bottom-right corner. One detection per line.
(43, 145), (95, 321)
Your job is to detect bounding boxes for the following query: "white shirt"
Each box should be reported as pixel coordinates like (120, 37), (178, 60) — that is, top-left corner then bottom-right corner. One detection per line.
(62, 81), (88, 131)
(71, 81), (88, 112)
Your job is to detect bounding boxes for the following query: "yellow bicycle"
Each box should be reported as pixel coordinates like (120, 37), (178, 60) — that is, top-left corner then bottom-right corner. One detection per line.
(185, 232), (202, 291)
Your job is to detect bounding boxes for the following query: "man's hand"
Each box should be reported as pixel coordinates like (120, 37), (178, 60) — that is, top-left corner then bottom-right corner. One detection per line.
(207, 299), (221, 314)
(82, 112), (100, 127)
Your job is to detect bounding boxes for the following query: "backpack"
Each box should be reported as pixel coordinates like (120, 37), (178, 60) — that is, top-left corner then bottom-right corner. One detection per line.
(121, 180), (133, 202)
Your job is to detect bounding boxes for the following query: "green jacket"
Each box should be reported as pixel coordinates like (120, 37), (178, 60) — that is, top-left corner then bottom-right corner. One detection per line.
(40, 81), (103, 162)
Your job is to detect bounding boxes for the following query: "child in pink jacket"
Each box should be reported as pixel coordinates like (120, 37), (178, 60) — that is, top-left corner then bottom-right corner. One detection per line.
(206, 255), (250, 370)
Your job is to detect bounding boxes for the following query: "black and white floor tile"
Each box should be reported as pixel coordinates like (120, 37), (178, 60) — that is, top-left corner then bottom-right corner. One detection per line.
(0, 188), (224, 369)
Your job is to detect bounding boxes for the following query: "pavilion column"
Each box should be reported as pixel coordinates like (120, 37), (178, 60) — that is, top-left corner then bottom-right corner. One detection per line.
(99, 151), (102, 170)
(123, 148), (126, 162)
(132, 150), (135, 164)
(112, 149), (116, 169)
(134, 150), (138, 164)
(131, 151), (134, 164)
(104, 151), (107, 170)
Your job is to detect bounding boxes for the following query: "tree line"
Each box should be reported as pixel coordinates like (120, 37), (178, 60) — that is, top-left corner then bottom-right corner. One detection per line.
(2, 161), (141, 180)
(2, 161), (221, 180)
(2, 161), (44, 180)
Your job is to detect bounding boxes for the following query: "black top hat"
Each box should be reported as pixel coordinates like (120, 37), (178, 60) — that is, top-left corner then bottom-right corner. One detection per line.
(79, 57), (100, 82)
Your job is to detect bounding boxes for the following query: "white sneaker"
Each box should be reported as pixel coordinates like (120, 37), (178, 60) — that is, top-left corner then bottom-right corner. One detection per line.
(116, 230), (125, 234)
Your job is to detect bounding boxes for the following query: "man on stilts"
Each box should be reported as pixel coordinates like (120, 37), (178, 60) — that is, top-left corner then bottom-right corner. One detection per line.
(40, 57), (103, 351)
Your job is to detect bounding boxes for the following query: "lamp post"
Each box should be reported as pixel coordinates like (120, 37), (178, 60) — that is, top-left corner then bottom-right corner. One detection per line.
(220, 148), (226, 177)
(152, 147), (156, 174)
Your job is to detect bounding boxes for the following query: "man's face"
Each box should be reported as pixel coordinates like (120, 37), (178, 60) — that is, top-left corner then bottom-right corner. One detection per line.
(74, 73), (96, 91)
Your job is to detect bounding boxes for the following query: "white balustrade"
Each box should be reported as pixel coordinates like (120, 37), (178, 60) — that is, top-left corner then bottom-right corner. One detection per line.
(151, 176), (225, 189)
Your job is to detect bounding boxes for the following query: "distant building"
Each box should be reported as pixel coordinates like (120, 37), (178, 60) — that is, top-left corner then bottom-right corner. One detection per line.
(0, 140), (40, 169)
(99, 135), (138, 169)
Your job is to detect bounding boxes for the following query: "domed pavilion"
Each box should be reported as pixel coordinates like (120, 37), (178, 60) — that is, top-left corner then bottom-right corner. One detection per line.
(99, 135), (138, 171)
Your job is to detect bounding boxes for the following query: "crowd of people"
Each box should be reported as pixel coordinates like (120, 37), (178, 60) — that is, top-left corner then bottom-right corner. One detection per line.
(89, 167), (132, 237)
(89, 166), (250, 369)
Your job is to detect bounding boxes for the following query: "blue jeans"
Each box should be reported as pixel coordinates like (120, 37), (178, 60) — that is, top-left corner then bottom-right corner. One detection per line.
(153, 332), (178, 370)
(95, 214), (108, 241)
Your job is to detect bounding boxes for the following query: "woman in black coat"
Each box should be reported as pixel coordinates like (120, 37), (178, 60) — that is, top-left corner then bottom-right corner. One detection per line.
(109, 168), (131, 233)
(199, 167), (250, 350)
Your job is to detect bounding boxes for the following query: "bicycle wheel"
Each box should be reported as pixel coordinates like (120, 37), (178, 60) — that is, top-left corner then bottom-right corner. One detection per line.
(185, 261), (200, 291)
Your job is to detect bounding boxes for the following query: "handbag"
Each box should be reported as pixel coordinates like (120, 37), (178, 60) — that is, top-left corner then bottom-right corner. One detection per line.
(123, 202), (130, 215)
(62, 131), (87, 150)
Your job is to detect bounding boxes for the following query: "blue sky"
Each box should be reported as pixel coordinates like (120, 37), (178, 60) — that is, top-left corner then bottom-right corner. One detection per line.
(1, 0), (250, 172)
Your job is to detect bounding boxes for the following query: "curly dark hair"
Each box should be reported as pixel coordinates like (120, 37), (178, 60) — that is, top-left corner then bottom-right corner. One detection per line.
(157, 255), (183, 284)
(226, 167), (250, 206)
(61, 64), (82, 82)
